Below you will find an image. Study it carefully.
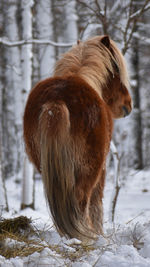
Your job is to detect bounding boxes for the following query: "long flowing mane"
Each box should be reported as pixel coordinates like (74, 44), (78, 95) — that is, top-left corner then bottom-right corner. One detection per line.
(54, 36), (129, 98)
(23, 35), (132, 242)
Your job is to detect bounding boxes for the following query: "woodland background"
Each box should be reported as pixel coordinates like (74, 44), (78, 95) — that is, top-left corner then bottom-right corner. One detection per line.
(0, 0), (150, 210)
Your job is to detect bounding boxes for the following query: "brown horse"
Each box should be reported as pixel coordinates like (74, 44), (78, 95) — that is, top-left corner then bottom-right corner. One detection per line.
(23, 35), (132, 241)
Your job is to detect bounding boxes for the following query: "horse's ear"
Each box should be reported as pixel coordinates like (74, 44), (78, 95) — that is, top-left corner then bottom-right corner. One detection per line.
(77, 40), (81, 45)
(101, 35), (110, 49)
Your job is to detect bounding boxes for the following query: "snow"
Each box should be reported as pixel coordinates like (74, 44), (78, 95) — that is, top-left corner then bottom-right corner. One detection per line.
(1, 169), (150, 266)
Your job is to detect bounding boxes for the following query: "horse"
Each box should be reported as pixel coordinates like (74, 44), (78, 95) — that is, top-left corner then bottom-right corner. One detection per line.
(23, 35), (132, 241)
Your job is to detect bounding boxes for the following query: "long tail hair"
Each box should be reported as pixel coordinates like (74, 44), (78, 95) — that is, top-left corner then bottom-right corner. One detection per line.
(39, 101), (94, 240)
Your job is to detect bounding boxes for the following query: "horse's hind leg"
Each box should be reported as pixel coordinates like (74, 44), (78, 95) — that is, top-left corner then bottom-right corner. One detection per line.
(89, 169), (106, 234)
(75, 181), (98, 234)
(76, 186), (92, 221)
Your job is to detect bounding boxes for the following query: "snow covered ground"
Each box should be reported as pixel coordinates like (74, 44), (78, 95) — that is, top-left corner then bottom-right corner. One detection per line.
(1, 168), (150, 266)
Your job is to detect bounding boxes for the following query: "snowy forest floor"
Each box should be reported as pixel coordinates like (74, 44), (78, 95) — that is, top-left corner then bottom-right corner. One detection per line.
(1, 169), (150, 267)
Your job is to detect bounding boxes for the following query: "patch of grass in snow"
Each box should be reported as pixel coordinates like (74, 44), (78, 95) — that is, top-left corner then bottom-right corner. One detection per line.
(0, 216), (33, 236)
(0, 216), (95, 261)
(0, 215), (148, 262)
(0, 216), (44, 258)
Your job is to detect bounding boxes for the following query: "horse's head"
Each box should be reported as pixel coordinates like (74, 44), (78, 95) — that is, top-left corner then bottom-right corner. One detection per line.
(102, 73), (133, 119)
(104, 73), (133, 119)
(100, 35), (133, 119)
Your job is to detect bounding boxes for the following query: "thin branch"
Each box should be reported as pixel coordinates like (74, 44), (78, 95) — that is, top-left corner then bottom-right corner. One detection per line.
(0, 38), (74, 48)
(79, 20), (93, 39)
(130, 0), (150, 21)
(123, 0), (134, 47)
(95, 0), (102, 13)
(122, 18), (137, 55)
(76, 0), (98, 16)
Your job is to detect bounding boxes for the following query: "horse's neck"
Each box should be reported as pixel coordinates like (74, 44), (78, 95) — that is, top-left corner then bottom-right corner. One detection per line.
(54, 60), (104, 99)
(78, 72), (103, 99)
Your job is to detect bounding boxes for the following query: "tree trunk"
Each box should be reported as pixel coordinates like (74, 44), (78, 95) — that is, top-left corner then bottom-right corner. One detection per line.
(0, 38), (8, 211)
(2, 0), (21, 178)
(64, 0), (78, 43)
(130, 37), (143, 169)
(21, 0), (34, 210)
(35, 0), (55, 80)
(21, 157), (34, 209)
(139, 10), (150, 168)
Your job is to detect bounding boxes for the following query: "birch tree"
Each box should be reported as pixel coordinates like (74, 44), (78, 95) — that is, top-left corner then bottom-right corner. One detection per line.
(139, 9), (150, 167)
(21, 0), (34, 209)
(2, 0), (20, 179)
(0, 21), (8, 210)
(64, 0), (78, 42)
(9, 1), (23, 179)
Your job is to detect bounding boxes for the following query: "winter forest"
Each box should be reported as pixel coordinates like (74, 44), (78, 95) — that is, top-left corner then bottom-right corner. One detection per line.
(0, 0), (150, 266)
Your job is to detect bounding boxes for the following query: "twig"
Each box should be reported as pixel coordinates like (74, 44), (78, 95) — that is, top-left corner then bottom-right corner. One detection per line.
(109, 141), (121, 223)
(126, 212), (144, 225)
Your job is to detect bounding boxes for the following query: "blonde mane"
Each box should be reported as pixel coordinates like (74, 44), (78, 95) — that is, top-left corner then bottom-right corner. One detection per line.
(53, 36), (129, 98)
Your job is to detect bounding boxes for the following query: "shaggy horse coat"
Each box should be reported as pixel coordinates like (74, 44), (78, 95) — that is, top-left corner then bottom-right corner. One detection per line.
(23, 35), (132, 241)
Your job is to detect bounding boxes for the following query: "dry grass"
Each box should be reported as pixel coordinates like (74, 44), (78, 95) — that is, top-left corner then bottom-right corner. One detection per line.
(0, 216), (95, 261)
(0, 216), (44, 259)
(0, 216), (33, 236)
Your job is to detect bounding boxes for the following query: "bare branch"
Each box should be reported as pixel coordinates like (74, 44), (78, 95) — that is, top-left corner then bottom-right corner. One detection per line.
(122, 18), (137, 55)
(77, 0), (108, 34)
(0, 38), (74, 48)
(79, 20), (93, 39)
(122, 0), (150, 54)
(130, 0), (150, 21)
(76, 0), (98, 16)
(109, 141), (121, 223)
(95, 0), (102, 13)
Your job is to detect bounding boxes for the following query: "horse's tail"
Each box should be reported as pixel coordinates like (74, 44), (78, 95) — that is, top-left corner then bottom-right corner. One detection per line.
(39, 102), (93, 241)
